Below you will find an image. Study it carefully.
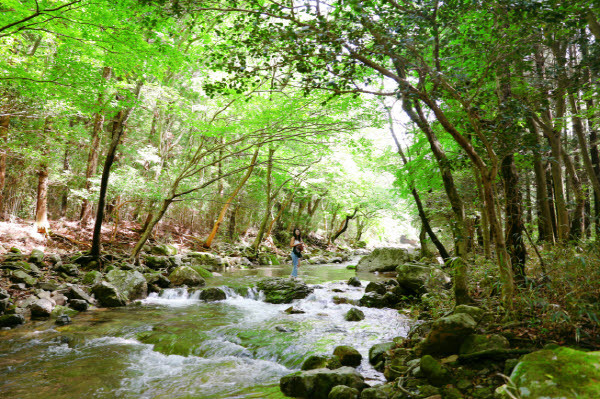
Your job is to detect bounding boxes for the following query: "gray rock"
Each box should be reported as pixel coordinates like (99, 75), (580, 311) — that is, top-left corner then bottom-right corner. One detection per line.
(91, 281), (127, 307)
(280, 367), (365, 399)
(328, 385), (359, 399)
(82, 270), (103, 286)
(28, 249), (45, 265)
(368, 342), (395, 366)
(10, 270), (37, 286)
(0, 314), (25, 328)
(144, 255), (170, 270)
(454, 304), (486, 323)
(345, 307), (365, 322)
(68, 299), (89, 311)
(347, 277), (361, 287)
(396, 263), (450, 295)
(356, 248), (410, 273)
(365, 282), (387, 295)
(106, 269), (148, 301)
(199, 287), (227, 301)
(57, 263), (80, 277)
(256, 277), (313, 304)
(55, 314), (71, 325)
(333, 345), (362, 367)
(186, 252), (226, 272)
(419, 313), (477, 355)
(168, 266), (206, 287)
(0, 298), (10, 313)
(0, 288), (9, 300)
(66, 285), (94, 304)
(151, 244), (177, 256)
(36, 281), (60, 291)
(144, 272), (171, 288)
(30, 298), (54, 319)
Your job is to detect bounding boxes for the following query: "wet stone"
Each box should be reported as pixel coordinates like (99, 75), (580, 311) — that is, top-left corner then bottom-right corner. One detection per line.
(55, 314), (71, 325)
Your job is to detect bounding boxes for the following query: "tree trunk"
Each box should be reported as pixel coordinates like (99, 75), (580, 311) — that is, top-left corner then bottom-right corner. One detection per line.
(60, 143), (70, 218)
(475, 169), (492, 258)
(562, 146), (585, 240)
(228, 204), (238, 240)
(91, 81), (143, 260)
(331, 207), (358, 243)
(529, 120), (554, 243)
(0, 115), (8, 219)
(204, 147), (260, 248)
(131, 197), (173, 260)
(267, 190), (294, 237)
(253, 148), (275, 250)
(81, 67), (112, 224)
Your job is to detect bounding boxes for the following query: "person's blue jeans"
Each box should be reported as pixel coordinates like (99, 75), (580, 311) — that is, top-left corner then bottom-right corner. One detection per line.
(291, 251), (299, 277)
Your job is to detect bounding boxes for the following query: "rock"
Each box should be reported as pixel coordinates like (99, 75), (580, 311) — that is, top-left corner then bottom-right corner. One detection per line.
(10, 270), (37, 286)
(356, 247), (410, 273)
(30, 298), (54, 319)
(419, 313), (477, 356)
(453, 305), (486, 323)
(360, 387), (389, 399)
(144, 272), (171, 288)
(36, 281), (60, 291)
(188, 265), (213, 279)
(346, 265), (357, 270)
(51, 293), (67, 306)
(497, 346), (600, 399)
(48, 254), (61, 265)
(168, 255), (184, 268)
(328, 385), (359, 399)
(280, 367), (365, 399)
(285, 306), (305, 314)
(55, 314), (71, 325)
(68, 299), (89, 311)
(51, 305), (78, 319)
(82, 270), (103, 286)
(28, 249), (45, 265)
(368, 342), (395, 366)
(199, 287), (226, 301)
(145, 255), (170, 270)
(329, 257), (343, 264)
(57, 263), (80, 276)
(302, 355), (343, 371)
(0, 298), (10, 313)
(0, 288), (9, 300)
(0, 314), (25, 328)
(345, 308), (365, 322)
(106, 269), (148, 301)
(365, 282), (387, 295)
(407, 321), (433, 340)
(168, 266), (206, 287)
(256, 277), (313, 304)
(420, 355), (451, 387)
(186, 252), (226, 272)
(151, 244), (177, 256)
(275, 325), (294, 333)
(333, 346), (362, 367)
(459, 334), (510, 355)
(66, 285), (94, 304)
(396, 264), (451, 295)
(91, 281), (127, 307)
(347, 277), (361, 287)
(358, 292), (387, 308)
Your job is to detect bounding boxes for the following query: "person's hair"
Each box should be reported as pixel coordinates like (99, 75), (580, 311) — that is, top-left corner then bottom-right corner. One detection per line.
(293, 228), (302, 241)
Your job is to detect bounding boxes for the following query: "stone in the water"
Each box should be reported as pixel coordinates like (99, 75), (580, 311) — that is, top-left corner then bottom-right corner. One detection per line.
(68, 299), (89, 311)
(365, 282), (387, 295)
(360, 387), (390, 399)
(30, 298), (54, 319)
(301, 355), (342, 371)
(199, 287), (226, 301)
(186, 251), (226, 272)
(284, 306), (305, 314)
(328, 385), (359, 399)
(55, 314), (71, 325)
(419, 313), (477, 356)
(0, 314), (25, 328)
(256, 277), (313, 304)
(91, 281), (127, 307)
(344, 307), (365, 322)
(144, 255), (170, 270)
(333, 345), (362, 368)
(280, 366), (365, 399)
(368, 342), (395, 366)
(275, 325), (294, 333)
(168, 266), (206, 287)
(347, 277), (361, 287)
(358, 292), (387, 308)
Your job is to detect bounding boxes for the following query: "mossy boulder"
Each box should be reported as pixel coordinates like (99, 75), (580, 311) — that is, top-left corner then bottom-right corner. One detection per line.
(10, 270), (37, 286)
(256, 277), (313, 304)
(499, 346), (600, 399)
(57, 263), (80, 277)
(51, 305), (78, 319)
(356, 247), (410, 273)
(328, 385), (359, 399)
(419, 313), (477, 356)
(199, 287), (227, 302)
(168, 266), (206, 287)
(459, 334), (510, 355)
(358, 292), (387, 308)
(301, 355), (342, 371)
(420, 355), (451, 387)
(144, 255), (170, 270)
(345, 307), (365, 322)
(28, 249), (45, 265)
(396, 263), (450, 295)
(185, 252), (226, 272)
(0, 313), (25, 328)
(91, 281), (127, 307)
(368, 342), (395, 366)
(105, 269), (148, 301)
(151, 244), (177, 256)
(453, 304), (486, 323)
(82, 270), (103, 286)
(65, 285), (94, 304)
(333, 345), (362, 367)
(280, 367), (365, 399)
(347, 277), (361, 287)
(365, 282), (387, 295)
(188, 264), (213, 279)
(360, 386), (390, 399)
(144, 272), (171, 288)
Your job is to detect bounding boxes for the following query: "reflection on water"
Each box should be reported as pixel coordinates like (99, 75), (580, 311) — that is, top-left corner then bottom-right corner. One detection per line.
(0, 263), (408, 399)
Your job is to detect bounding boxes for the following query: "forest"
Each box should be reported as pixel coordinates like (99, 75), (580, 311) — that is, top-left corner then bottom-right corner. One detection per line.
(1, 1), (600, 399)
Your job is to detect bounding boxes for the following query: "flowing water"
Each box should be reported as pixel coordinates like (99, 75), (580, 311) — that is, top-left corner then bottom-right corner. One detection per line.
(0, 262), (410, 398)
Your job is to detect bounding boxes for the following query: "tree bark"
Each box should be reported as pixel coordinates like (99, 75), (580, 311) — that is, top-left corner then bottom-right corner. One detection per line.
(35, 117), (52, 234)
(528, 120), (554, 243)
(253, 148), (275, 250)
(331, 207), (359, 243)
(0, 115), (8, 219)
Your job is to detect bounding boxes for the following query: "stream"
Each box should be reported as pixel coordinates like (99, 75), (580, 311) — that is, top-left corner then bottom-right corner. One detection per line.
(0, 262), (410, 398)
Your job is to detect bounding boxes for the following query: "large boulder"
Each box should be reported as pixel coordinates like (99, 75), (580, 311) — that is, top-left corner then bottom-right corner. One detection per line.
(356, 248), (410, 272)
(30, 298), (55, 319)
(82, 270), (103, 286)
(168, 266), (206, 287)
(498, 347), (600, 398)
(396, 263), (451, 295)
(256, 277), (313, 304)
(419, 313), (477, 355)
(364, 282), (387, 295)
(333, 346), (362, 367)
(105, 269), (148, 301)
(91, 281), (127, 307)
(199, 287), (227, 302)
(280, 367), (365, 399)
(185, 252), (227, 272)
(144, 255), (170, 270)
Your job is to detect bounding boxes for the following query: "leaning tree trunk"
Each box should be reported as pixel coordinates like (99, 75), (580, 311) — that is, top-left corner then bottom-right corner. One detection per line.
(91, 82), (142, 260)
(331, 207), (359, 243)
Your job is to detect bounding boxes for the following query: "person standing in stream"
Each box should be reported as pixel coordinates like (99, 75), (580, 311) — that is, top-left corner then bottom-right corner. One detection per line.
(290, 228), (304, 278)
